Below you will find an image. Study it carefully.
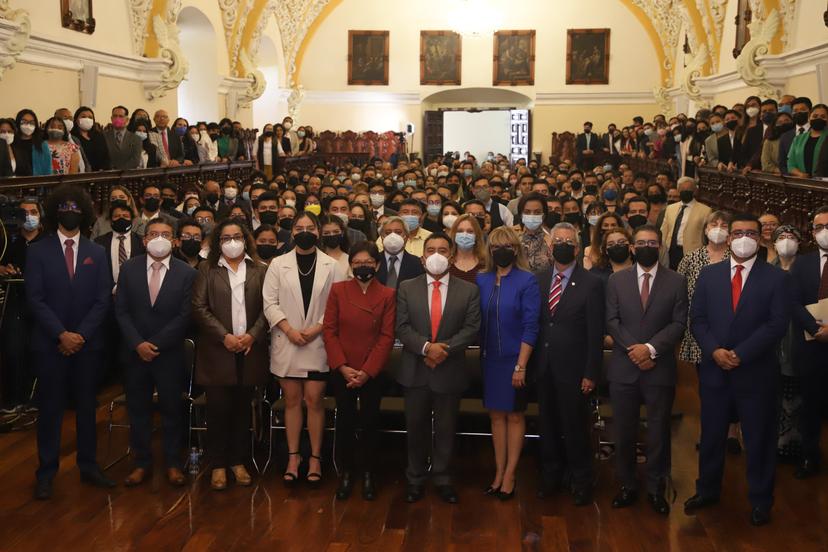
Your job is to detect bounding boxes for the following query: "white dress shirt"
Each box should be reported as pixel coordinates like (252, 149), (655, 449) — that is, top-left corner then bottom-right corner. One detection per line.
(820, 249), (828, 275)
(146, 254), (170, 292)
(219, 256), (250, 336)
(730, 254), (757, 291)
(262, 138), (273, 166)
(111, 231), (132, 283)
(58, 229), (79, 272)
(422, 272), (450, 354)
(676, 200), (695, 247)
(637, 262), (659, 358)
(485, 199), (515, 227)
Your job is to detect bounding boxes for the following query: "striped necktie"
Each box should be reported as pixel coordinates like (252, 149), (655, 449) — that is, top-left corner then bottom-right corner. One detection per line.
(548, 272), (564, 316)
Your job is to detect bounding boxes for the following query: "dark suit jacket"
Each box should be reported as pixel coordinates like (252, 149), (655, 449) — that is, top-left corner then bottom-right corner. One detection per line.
(377, 250), (424, 288)
(716, 133), (742, 166)
(690, 258), (791, 389)
(790, 252), (828, 367)
(395, 274), (481, 394)
(531, 264), (605, 384)
(777, 128), (797, 174)
(25, 234), (112, 352)
(323, 278), (396, 377)
(94, 231), (146, 282)
(740, 124), (765, 167)
(817, 136), (828, 177)
(575, 133), (600, 165)
(151, 127), (184, 163)
(0, 143), (12, 177)
(605, 265), (688, 386)
(114, 255), (196, 354)
(104, 129), (143, 170)
(256, 137), (292, 169)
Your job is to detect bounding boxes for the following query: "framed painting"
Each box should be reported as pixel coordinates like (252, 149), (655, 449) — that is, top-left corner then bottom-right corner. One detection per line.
(348, 30), (389, 85)
(420, 31), (461, 85)
(492, 30), (535, 86)
(566, 29), (610, 84)
(61, 0), (96, 34)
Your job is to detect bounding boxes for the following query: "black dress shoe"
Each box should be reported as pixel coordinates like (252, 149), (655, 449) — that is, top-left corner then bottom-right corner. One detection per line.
(683, 494), (719, 514)
(405, 484), (425, 503)
(648, 493), (670, 515)
(750, 507), (771, 526)
(436, 485), (459, 504)
(727, 437), (742, 455)
(572, 488), (593, 507)
(80, 468), (116, 488)
(794, 459), (820, 480)
(536, 478), (562, 499)
(336, 472), (353, 501)
(34, 479), (53, 500)
(361, 472), (376, 501)
(611, 487), (638, 508)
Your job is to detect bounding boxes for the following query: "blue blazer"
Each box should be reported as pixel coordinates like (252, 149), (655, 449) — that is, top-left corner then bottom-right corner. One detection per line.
(476, 268), (540, 360)
(25, 234), (112, 352)
(114, 254), (197, 354)
(690, 258), (791, 388)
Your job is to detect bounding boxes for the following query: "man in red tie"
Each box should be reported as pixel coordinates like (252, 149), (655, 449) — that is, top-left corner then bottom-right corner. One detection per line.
(395, 233), (480, 505)
(687, 212), (791, 526)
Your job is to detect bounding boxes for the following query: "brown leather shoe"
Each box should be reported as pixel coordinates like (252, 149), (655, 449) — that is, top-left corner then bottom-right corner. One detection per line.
(230, 464), (252, 486)
(167, 467), (186, 487)
(211, 469), (227, 491)
(124, 467), (150, 487)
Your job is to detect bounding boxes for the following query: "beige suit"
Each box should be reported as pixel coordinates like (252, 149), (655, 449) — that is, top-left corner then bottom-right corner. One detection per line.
(660, 200), (712, 255)
(263, 249), (346, 378)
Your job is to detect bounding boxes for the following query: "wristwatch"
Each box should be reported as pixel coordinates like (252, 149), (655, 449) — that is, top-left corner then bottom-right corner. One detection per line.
(514, 365), (524, 373)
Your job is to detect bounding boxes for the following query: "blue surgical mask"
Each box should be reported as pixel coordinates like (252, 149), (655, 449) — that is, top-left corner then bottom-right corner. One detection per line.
(711, 122), (724, 133)
(401, 215), (420, 232)
(603, 189), (618, 201)
(186, 206), (197, 216)
(463, 169), (473, 177)
(23, 214), (40, 231)
(396, 181), (405, 190)
(779, 104), (792, 115)
(405, 179), (417, 188)
(454, 232), (476, 250)
(242, 191), (250, 202)
(426, 204), (441, 217)
(522, 214), (543, 231)
(175, 126), (187, 136)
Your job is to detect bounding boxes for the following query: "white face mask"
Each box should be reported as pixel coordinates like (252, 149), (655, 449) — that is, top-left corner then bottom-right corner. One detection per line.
(370, 193), (385, 207)
(0, 132), (13, 145)
(816, 229), (828, 250)
(221, 239), (245, 259)
(442, 214), (457, 229)
(62, 119), (74, 133)
(425, 252), (449, 276)
(224, 188), (238, 200)
(334, 212), (349, 226)
(774, 238), (798, 258)
(135, 131), (148, 141)
(283, 122), (292, 130)
(19, 123), (35, 136)
(382, 232), (405, 255)
(146, 237), (172, 258)
(706, 227), (728, 245)
(284, 198), (296, 208)
(78, 117), (94, 131)
(730, 236), (758, 258)
(746, 106), (760, 118)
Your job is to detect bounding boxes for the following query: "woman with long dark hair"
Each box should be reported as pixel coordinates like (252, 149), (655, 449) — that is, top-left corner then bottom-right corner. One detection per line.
(71, 106), (110, 171)
(12, 109), (52, 176)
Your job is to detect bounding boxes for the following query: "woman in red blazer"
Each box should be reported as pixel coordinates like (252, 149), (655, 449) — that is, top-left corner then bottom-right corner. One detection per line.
(323, 240), (396, 502)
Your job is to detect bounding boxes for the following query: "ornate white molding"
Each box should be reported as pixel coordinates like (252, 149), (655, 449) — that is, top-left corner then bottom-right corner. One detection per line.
(286, 81), (305, 118)
(653, 86), (674, 116)
(0, 0), (30, 81)
(681, 43), (709, 106)
(227, 0), (254, 75)
(246, 0), (277, 74)
(218, 0), (238, 48)
(274, 0), (331, 82)
(778, 0), (797, 51)
(302, 90), (419, 104)
(128, 0), (153, 56)
(144, 1), (188, 101)
(735, 8), (781, 99)
(630, 0), (683, 87)
(236, 47), (265, 107)
(534, 91), (656, 105)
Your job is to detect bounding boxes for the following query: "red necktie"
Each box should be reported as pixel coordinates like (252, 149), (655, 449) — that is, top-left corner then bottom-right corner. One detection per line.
(641, 272), (651, 309)
(431, 281), (442, 341)
(161, 129), (169, 156)
(64, 238), (75, 280)
(731, 264), (743, 311)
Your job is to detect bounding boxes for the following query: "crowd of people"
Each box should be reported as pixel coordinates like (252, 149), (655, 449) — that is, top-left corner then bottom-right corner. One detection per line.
(2, 96), (828, 529)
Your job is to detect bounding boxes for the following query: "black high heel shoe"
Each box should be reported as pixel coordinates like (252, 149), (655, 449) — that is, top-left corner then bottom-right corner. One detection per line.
(484, 485), (501, 496)
(307, 454), (323, 488)
(498, 479), (516, 501)
(283, 451), (300, 488)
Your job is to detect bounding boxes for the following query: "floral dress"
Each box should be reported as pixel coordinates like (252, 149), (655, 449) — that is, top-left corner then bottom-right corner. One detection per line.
(518, 227), (552, 273)
(677, 246), (730, 363)
(47, 141), (78, 175)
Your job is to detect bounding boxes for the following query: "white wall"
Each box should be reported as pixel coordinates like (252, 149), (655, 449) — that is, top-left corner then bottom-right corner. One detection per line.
(443, 110), (512, 162)
(178, 6), (219, 123)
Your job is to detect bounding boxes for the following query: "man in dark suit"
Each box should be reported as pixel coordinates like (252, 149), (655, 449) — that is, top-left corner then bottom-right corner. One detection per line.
(376, 216), (424, 288)
(790, 206), (828, 479)
(395, 232), (480, 504)
(115, 219), (197, 487)
(104, 105), (143, 170)
(202, 179), (231, 221)
(25, 185), (114, 499)
(327, 195), (367, 244)
(532, 222), (605, 506)
(575, 121), (601, 170)
(605, 224), (688, 514)
(686, 212), (791, 526)
(94, 204), (145, 287)
(716, 110), (743, 170)
(778, 97), (812, 175)
(151, 109), (185, 167)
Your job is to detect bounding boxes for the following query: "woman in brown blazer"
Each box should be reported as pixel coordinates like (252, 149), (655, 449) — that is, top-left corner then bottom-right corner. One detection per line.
(192, 219), (269, 490)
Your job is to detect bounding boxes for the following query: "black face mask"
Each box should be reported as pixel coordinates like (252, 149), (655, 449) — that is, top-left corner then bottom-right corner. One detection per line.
(348, 219), (367, 232)
(143, 197), (160, 212)
(761, 112), (777, 125)
(321, 234), (342, 250)
(278, 217), (294, 231)
(648, 193), (666, 204)
(257, 244), (278, 260)
(607, 244), (631, 264)
(792, 111), (809, 126)
(448, 183), (460, 194)
(679, 190), (694, 204)
(180, 239), (201, 258)
(353, 265), (376, 282)
(474, 215), (487, 229)
(288, 176), (300, 186)
(492, 247), (516, 268)
(111, 218), (132, 234)
(627, 214), (648, 229)
(221, 126), (232, 135)
(293, 231), (318, 250)
(725, 120), (739, 131)
(210, 133), (219, 142)
(570, 180), (583, 191)
(545, 212), (562, 228)
(263, 131), (274, 138)
(57, 211), (82, 231)
(552, 243), (576, 265)
(205, 192), (219, 204)
(635, 246), (660, 267)
(811, 119), (827, 131)
(563, 212), (581, 226)
(585, 185), (598, 196)
(259, 211), (278, 225)
(161, 198), (176, 211)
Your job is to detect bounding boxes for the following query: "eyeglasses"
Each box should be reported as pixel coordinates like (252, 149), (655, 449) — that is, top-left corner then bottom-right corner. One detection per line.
(815, 224), (828, 232)
(491, 245), (515, 252)
(730, 230), (760, 239)
(293, 226), (316, 233)
(634, 240), (660, 248)
(552, 238), (576, 245)
(219, 234), (243, 243)
(146, 231), (173, 240)
(195, 217), (213, 224)
(351, 262), (375, 269)
(180, 234), (201, 241)
(606, 240), (629, 248)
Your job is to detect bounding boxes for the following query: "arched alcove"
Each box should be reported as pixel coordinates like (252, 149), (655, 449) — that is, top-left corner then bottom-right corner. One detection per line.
(252, 36), (283, 129)
(177, 6), (218, 122)
(422, 87), (534, 109)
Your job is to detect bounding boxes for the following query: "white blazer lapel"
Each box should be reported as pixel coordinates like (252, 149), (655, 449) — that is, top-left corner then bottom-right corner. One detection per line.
(306, 254), (333, 323)
(281, 250), (305, 323)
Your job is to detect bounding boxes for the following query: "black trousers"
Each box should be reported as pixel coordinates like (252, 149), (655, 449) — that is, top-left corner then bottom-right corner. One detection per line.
(404, 386), (460, 486)
(205, 354), (253, 467)
(332, 371), (382, 472)
(35, 349), (100, 481)
(537, 376), (593, 491)
(798, 344), (828, 463)
(124, 354), (185, 469)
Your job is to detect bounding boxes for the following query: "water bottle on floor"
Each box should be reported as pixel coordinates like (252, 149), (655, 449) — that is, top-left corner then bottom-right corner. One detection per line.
(188, 447), (200, 475)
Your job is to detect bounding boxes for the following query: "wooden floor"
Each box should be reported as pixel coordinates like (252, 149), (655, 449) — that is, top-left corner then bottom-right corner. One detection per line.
(1, 363), (828, 552)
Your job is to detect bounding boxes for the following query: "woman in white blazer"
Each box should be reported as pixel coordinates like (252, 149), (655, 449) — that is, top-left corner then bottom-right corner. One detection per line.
(263, 211), (346, 486)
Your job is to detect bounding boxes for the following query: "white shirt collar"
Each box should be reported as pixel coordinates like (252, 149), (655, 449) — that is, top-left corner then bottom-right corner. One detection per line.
(57, 229), (79, 245)
(218, 254), (252, 272)
(798, 123), (811, 133)
(730, 254), (757, 272)
(636, 262), (658, 280)
(146, 254), (171, 271)
(426, 272), (450, 287)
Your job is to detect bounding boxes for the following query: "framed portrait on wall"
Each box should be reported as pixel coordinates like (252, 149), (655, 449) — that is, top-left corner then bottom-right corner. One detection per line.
(348, 30), (389, 85)
(61, 0), (96, 34)
(420, 31), (461, 85)
(492, 30), (535, 86)
(566, 29), (610, 84)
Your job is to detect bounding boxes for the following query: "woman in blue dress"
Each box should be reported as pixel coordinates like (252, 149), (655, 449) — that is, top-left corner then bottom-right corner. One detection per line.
(476, 226), (539, 500)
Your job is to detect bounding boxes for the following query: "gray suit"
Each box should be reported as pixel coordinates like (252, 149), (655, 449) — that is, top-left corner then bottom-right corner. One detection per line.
(395, 273), (480, 485)
(605, 264), (687, 494)
(104, 129), (143, 170)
